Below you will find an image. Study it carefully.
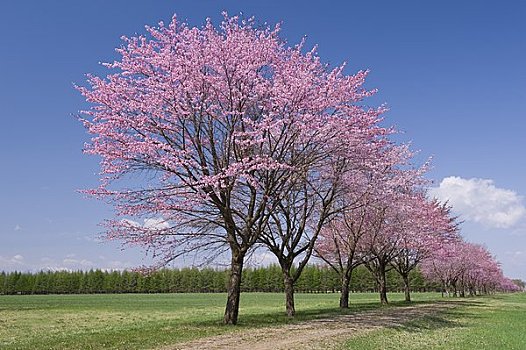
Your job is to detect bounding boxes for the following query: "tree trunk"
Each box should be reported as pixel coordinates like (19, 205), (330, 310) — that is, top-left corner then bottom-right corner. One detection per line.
(283, 271), (295, 317)
(223, 251), (245, 325)
(459, 279), (465, 297)
(378, 280), (388, 304)
(340, 273), (351, 309)
(445, 285), (450, 297)
(402, 273), (411, 302)
(378, 264), (388, 304)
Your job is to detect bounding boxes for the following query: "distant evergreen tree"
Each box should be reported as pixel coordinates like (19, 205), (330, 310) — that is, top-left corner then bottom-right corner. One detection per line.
(14, 273), (33, 294)
(87, 270), (105, 293)
(0, 271), (6, 294)
(0, 265), (439, 295)
(5, 271), (21, 294)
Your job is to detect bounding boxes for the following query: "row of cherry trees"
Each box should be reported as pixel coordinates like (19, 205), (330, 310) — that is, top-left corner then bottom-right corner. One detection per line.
(79, 13), (519, 324)
(420, 241), (520, 297)
(315, 192), (520, 306)
(315, 191), (458, 306)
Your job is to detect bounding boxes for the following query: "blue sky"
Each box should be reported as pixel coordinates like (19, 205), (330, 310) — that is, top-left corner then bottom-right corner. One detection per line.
(1, 1), (525, 280)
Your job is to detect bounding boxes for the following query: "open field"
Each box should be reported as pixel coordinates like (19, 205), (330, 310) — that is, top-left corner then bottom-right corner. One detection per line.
(0, 292), (523, 349)
(0, 292), (438, 349)
(342, 292), (526, 350)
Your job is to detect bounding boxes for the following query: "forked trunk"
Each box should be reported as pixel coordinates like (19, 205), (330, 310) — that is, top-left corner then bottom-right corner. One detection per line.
(223, 251), (245, 325)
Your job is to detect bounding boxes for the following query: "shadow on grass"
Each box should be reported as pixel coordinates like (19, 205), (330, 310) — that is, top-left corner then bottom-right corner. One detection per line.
(388, 312), (465, 333)
(185, 299), (460, 328)
(234, 300), (434, 327)
(149, 295), (491, 333)
(385, 298), (489, 334)
(175, 301), (387, 328)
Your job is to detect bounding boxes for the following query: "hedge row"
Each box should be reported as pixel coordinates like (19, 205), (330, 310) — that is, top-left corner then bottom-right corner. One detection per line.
(0, 264), (439, 295)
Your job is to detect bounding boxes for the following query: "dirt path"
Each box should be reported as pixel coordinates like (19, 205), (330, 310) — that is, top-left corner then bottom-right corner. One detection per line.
(164, 301), (458, 350)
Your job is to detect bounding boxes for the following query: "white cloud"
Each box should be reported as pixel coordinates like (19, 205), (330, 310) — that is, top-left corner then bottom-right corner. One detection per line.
(430, 176), (526, 229)
(0, 254), (27, 269)
(106, 260), (134, 270)
(122, 217), (170, 230)
(246, 250), (278, 267)
(14, 224), (22, 231)
(121, 218), (141, 227)
(0, 254), (132, 272)
(143, 218), (170, 230)
(37, 255), (132, 272)
(62, 258), (94, 267)
(82, 235), (104, 243)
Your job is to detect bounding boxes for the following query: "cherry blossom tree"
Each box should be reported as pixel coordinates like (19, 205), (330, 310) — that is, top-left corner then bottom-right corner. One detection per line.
(258, 109), (390, 316)
(511, 279), (525, 291)
(316, 143), (425, 306)
(359, 204), (400, 304)
(389, 196), (459, 301)
(316, 206), (369, 308)
(421, 242), (462, 296)
(357, 163), (430, 304)
(78, 13), (385, 324)
(459, 243), (510, 296)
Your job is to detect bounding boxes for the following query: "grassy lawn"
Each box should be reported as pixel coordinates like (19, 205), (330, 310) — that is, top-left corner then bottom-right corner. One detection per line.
(343, 292), (526, 350)
(0, 292), (439, 349)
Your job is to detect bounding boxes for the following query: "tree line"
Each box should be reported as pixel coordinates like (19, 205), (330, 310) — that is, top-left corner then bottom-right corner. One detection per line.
(0, 265), (436, 295)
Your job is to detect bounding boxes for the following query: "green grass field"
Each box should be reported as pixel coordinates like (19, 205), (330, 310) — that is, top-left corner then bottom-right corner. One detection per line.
(343, 292), (526, 350)
(0, 292), (523, 349)
(0, 292), (438, 349)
